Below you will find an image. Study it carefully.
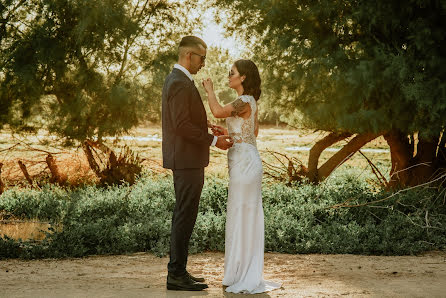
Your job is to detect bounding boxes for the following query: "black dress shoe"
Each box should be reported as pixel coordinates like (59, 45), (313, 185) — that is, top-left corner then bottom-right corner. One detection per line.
(186, 271), (205, 283)
(167, 273), (208, 291)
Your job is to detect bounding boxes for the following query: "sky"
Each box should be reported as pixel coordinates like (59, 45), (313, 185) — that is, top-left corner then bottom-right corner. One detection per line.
(192, 7), (245, 57)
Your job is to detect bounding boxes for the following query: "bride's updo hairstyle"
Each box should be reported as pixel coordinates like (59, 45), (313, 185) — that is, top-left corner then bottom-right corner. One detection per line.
(234, 59), (261, 101)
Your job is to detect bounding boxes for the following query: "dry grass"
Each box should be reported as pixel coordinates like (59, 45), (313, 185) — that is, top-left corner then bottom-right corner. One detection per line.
(0, 124), (392, 186)
(0, 220), (51, 241)
(105, 124), (392, 177)
(0, 131), (98, 187)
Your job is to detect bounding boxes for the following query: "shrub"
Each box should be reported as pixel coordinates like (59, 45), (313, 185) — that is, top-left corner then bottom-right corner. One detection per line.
(0, 171), (445, 259)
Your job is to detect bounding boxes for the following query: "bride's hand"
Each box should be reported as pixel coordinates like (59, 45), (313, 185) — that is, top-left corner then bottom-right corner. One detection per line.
(202, 78), (214, 93)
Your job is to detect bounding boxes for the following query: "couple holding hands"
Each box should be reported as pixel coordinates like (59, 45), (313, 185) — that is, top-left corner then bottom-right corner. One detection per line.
(162, 35), (281, 294)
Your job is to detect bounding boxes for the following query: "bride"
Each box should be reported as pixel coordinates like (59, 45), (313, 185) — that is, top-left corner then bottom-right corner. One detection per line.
(202, 59), (281, 294)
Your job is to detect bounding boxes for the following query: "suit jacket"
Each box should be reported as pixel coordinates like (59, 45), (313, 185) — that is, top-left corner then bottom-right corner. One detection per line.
(162, 68), (214, 169)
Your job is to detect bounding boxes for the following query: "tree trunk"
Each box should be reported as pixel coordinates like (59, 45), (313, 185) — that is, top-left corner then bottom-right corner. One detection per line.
(308, 132), (352, 182)
(436, 131), (446, 169)
(384, 130), (445, 188)
(384, 131), (413, 187)
(317, 133), (381, 181)
(275, 129), (444, 188)
(411, 137), (437, 185)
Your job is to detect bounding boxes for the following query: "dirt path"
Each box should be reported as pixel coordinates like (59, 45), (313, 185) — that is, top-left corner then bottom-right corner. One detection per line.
(1, 251), (445, 297)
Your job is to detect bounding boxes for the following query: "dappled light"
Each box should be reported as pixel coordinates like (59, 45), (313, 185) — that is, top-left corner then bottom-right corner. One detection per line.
(1, 0), (445, 296)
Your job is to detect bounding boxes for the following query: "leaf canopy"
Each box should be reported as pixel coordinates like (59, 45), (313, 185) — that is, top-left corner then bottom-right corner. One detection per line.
(214, 0), (446, 138)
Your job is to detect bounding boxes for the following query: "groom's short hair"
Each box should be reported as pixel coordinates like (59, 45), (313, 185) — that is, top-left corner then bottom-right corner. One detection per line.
(179, 36), (207, 50)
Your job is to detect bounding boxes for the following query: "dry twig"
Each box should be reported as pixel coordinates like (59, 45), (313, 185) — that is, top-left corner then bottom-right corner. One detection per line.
(18, 160), (33, 186)
(328, 173), (446, 209)
(358, 150), (388, 187)
(261, 149), (308, 184)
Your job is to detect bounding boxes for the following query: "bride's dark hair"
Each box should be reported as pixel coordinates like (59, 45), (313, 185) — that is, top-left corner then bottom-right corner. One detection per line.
(234, 59), (261, 101)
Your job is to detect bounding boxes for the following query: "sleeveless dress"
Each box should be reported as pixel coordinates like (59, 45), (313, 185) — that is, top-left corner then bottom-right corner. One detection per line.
(222, 95), (282, 294)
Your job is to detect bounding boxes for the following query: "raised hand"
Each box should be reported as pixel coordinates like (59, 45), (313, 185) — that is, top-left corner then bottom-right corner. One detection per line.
(215, 135), (233, 150)
(202, 78), (214, 94)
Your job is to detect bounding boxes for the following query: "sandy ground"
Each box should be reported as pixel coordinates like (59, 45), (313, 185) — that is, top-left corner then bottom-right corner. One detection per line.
(1, 251), (445, 298)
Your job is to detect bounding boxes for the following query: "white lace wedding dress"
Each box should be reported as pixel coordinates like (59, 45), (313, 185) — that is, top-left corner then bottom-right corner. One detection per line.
(222, 95), (281, 294)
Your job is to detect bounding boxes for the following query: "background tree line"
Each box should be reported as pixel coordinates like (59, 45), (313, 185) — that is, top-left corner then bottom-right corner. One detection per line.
(1, 0), (445, 188)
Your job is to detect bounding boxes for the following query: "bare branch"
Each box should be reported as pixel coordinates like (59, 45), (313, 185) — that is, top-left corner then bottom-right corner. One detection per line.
(329, 172), (446, 209)
(358, 150), (388, 187)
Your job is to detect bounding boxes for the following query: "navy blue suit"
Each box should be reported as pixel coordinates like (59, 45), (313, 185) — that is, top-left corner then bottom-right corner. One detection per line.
(162, 68), (214, 276)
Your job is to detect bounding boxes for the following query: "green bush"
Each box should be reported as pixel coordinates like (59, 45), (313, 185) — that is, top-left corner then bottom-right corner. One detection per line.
(0, 171), (445, 259)
(0, 185), (69, 222)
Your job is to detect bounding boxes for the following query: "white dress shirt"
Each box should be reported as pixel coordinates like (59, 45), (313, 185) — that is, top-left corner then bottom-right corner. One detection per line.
(173, 64), (217, 147)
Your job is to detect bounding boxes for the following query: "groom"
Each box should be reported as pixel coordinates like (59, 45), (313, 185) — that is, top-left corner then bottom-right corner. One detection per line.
(162, 36), (233, 291)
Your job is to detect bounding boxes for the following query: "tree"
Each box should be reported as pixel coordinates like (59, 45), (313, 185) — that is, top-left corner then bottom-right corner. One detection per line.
(214, 0), (446, 187)
(0, 0), (196, 144)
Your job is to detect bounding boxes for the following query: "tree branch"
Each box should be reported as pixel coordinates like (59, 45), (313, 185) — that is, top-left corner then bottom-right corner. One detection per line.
(358, 149), (388, 187)
(317, 133), (381, 181)
(308, 132), (352, 182)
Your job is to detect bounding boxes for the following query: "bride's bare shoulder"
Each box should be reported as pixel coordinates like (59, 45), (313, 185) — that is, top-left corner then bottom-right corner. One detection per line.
(230, 96), (252, 118)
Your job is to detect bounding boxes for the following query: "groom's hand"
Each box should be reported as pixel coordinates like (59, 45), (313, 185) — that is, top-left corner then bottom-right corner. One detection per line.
(215, 135), (233, 150)
(211, 124), (226, 136)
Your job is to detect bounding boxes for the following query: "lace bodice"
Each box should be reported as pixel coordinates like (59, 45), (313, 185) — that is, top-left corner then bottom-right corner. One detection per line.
(226, 95), (257, 147)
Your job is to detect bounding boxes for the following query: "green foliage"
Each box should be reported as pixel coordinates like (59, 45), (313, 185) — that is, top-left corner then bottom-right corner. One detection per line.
(263, 175), (446, 255)
(0, 172), (445, 259)
(0, 0), (196, 142)
(0, 236), (21, 259)
(214, 0), (446, 137)
(0, 186), (69, 222)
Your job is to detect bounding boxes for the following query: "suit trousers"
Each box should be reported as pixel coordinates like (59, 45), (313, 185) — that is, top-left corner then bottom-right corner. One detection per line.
(167, 168), (204, 276)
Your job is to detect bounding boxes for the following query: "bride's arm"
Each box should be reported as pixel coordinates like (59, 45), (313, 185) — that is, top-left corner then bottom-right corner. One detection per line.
(202, 78), (249, 119)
